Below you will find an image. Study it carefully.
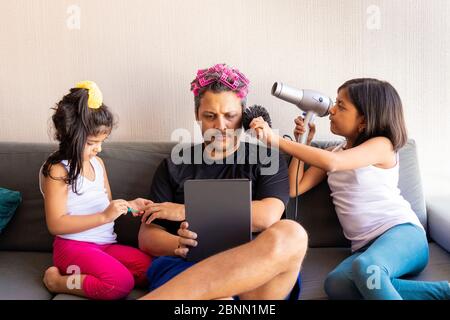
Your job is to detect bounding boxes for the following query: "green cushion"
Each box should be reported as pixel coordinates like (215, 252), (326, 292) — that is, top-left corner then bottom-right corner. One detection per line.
(0, 188), (22, 233)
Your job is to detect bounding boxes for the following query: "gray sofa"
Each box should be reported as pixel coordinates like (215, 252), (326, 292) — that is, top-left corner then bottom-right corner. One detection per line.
(0, 141), (449, 300)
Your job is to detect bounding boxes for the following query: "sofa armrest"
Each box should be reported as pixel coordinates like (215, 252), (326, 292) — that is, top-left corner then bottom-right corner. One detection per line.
(426, 196), (450, 252)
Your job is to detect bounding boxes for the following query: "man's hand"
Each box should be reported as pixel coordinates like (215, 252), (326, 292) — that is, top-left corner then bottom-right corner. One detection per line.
(174, 221), (198, 258)
(128, 198), (153, 217)
(141, 202), (186, 224)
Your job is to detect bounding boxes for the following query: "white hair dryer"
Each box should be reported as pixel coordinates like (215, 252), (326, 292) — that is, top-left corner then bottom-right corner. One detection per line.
(271, 82), (332, 144)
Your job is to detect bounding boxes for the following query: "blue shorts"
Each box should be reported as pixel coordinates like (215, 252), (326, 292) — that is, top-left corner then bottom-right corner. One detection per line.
(147, 256), (302, 300)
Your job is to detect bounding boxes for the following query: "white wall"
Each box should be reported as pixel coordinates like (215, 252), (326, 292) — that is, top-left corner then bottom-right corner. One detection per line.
(1, 0), (449, 196)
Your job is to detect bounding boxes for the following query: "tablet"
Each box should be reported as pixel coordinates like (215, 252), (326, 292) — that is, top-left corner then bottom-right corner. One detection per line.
(184, 179), (252, 262)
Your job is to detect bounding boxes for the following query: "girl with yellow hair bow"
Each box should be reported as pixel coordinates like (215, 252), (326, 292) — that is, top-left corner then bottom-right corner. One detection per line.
(40, 81), (153, 300)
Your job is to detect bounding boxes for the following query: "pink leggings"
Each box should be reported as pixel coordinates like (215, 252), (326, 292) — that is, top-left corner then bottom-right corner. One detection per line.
(53, 237), (152, 300)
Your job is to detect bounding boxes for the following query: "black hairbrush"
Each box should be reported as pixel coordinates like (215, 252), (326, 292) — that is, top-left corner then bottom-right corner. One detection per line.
(242, 105), (272, 130)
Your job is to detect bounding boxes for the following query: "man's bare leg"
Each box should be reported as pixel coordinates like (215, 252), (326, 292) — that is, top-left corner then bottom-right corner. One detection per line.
(139, 220), (307, 300)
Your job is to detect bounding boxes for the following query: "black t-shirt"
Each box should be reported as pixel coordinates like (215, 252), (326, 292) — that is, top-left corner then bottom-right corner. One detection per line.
(149, 142), (290, 235)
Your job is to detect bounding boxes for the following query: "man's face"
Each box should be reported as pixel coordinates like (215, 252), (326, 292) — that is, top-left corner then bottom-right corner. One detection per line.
(196, 90), (243, 154)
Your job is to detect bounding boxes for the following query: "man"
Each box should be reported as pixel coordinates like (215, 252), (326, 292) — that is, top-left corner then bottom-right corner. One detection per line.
(138, 64), (308, 299)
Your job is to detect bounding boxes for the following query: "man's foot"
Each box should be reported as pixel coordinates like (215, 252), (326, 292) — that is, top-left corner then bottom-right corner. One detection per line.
(43, 266), (63, 293)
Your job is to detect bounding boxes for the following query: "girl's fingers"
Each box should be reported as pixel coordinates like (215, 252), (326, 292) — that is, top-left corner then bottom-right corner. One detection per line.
(251, 118), (267, 129)
(249, 118), (261, 128)
(295, 118), (304, 125)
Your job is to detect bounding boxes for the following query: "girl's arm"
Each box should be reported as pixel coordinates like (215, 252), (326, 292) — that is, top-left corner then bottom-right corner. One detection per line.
(288, 159), (327, 197)
(287, 116), (327, 197)
(43, 163), (113, 236)
(250, 117), (395, 172)
(279, 136), (395, 172)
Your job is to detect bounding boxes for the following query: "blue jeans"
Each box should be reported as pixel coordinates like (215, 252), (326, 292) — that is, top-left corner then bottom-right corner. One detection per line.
(324, 223), (450, 300)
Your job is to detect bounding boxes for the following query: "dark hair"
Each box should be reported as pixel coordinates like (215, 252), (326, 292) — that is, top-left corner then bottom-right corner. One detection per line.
(42, 88), (115, 194)
(193, 82), (247, 116)
(338, 78), (408, 151)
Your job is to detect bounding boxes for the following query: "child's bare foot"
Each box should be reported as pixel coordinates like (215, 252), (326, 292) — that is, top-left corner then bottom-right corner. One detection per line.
(43, 266), (62, 292)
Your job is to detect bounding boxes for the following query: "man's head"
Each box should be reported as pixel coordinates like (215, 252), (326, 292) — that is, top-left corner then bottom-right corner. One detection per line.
(190, 64), (250, 154)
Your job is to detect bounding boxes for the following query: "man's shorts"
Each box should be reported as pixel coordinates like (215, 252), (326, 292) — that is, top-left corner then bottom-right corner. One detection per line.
(147, 256), (301, 300)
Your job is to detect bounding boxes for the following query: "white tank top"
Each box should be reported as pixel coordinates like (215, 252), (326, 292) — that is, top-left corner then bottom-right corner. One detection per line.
(327, 143), (424, 252)
(39, 157), (117, 245)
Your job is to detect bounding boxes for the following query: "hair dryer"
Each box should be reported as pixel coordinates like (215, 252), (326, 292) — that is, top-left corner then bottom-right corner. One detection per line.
(271, 82), (333, 144)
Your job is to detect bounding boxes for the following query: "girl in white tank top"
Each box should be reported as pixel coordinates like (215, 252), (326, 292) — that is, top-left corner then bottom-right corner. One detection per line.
(39, 81), (152, 299)
(251, 78), (449, 299)
(40, 156), (117, 244)
(327, 142), (423, 251)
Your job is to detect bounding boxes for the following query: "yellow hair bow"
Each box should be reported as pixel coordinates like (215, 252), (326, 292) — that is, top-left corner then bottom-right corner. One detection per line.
(75, 80), (103, 109)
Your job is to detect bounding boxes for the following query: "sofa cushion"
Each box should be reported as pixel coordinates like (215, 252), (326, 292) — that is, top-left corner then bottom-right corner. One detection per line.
(0, 250), (150, 300)
(299, 243), (450, 300)
(99, 142), (175, 247)
(0, 251), (53, 300)
(426, 196), (450, 253)
(0, 143), (56, 251)
(0, 198), (54, 252)
(288, 140), (427, 248)
(397, 140), (427, 228)
(52, 288), (148, 300)
(299, 247), (350, 300)
(0, 188), (22, 233)
(52, 293), (86, 300)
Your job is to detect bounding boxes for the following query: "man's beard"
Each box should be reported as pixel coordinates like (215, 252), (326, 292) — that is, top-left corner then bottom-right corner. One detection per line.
(204, 130), (241, 158)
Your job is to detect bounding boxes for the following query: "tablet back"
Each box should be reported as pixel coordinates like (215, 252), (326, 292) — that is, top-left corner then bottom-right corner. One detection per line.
(184, 179), (252, 262)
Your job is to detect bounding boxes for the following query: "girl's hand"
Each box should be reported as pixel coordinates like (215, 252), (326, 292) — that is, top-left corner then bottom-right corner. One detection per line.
(141, 202), (185, 224)
(249, 117), (279, 146)
(294, 116), (316, 145)
(128, 198), (153, 217)
(174, 221), (198, 258)
(102, 199), (129, 223)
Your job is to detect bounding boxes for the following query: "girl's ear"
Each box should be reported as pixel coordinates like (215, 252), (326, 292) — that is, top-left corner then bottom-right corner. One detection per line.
(358, 116), (366, 133)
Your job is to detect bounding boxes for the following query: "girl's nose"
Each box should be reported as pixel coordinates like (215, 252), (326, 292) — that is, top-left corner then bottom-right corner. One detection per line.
(329, 105), (336, 115)
(95, 144), (102, 153)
